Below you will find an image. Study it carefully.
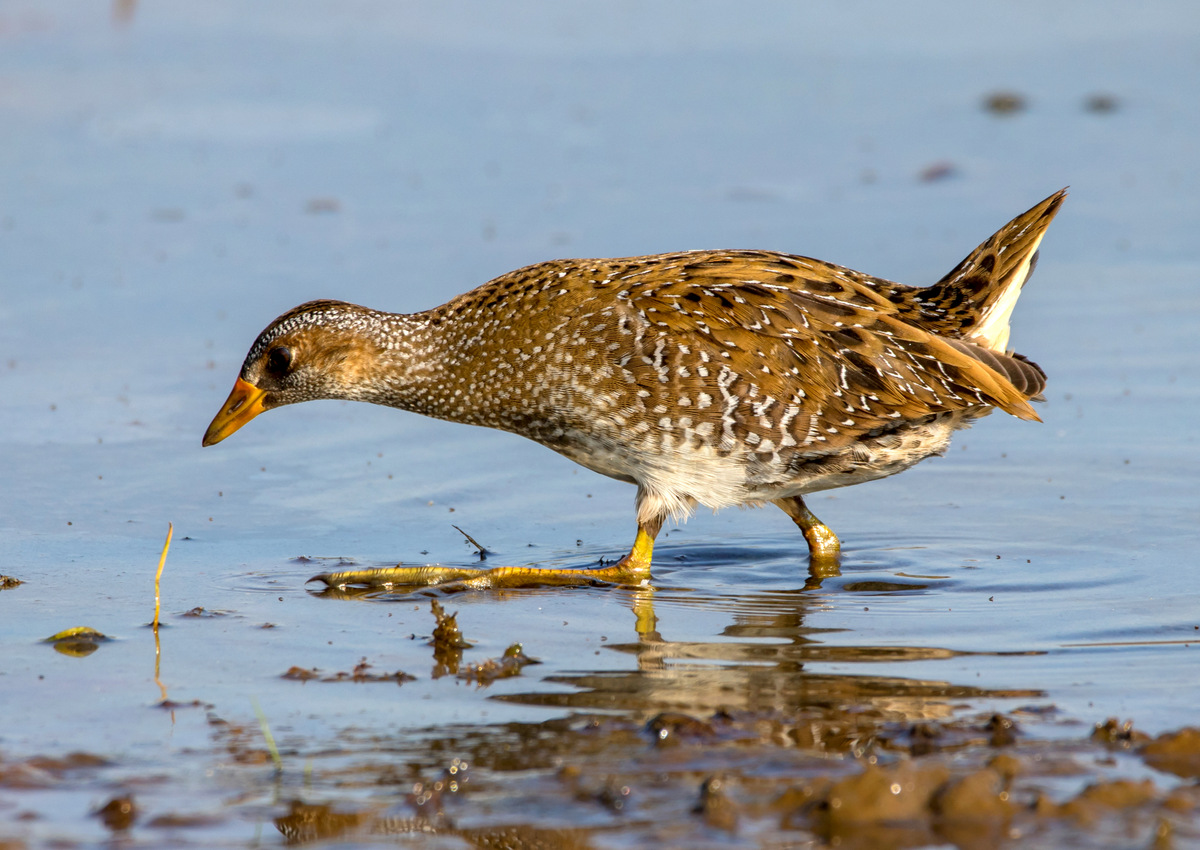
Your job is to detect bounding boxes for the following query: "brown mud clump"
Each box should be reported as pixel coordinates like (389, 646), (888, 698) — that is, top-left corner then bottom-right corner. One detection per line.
(94, 795), (137, 832)
(983, 91), (1026, 114)
(457, 643), (538, 685)
(282, 658), (416, 685)
(430, 599), (471, 678)
(1141, 727), (1200, 779)
(43, 626), (108, 657)
(158, 708), (1200, 847)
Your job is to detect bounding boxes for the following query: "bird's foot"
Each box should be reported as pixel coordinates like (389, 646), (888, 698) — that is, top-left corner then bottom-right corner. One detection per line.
(310, 556), (651, 591)
(802, 522), (841, 578)
(802, 521), (840, 557)
(774, 495), (842, 577)
(312, 523), (658, 591)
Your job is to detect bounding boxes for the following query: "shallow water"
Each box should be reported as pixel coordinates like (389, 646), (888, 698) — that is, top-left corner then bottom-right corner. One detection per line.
(2, 1), (1200, 847)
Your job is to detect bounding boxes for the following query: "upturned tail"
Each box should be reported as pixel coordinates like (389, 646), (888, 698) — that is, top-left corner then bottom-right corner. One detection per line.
(922, 188), (1066, 353)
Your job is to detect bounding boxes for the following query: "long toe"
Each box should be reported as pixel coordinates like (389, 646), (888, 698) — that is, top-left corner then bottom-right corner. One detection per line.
(311, 559), (651, 591)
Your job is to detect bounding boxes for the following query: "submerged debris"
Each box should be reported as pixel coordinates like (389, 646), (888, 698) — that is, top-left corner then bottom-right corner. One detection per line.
(282, 666), (320, 682)
(0, 751), (110, 789)
(646, 712), (719, 746)
(985, 713), (1019, 747)
(65, 703), (1200, 847)
(181, 607), (230, 618)
(930, 765), (1014, 822)
(1141, 727), (1200, 779)
(905, 721), (943, 756)
(1084, 93), (1120, 113)
(1037, 778), (1159, 824)
(983, 90), (1026, 114)
(281, 659), (416, 685)
(457, 643), (538, 685)
(94, 795), (137, 831)
(453, 524), (490, 560)
(430, 599), (471, 678)
(1092, 717), (1149, 748)
(410, 759), (470, 815)
(154, 698), (210, 710)
(695, 774), (739, 832)
(918, 161), (957, 182)
(594, 777), (633, 813)
(430, 600), (471, 649)
(43, 626), (108, 657)
(43, 626), (107, 642)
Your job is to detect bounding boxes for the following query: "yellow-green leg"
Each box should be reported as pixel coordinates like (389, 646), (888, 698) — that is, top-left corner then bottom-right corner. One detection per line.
(311, 517), (661, 591)
(775, 495), (841, 574)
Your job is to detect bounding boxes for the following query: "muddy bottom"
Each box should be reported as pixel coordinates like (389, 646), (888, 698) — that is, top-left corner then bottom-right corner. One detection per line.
(263, 712), (1199, 850)
(3, 590), (1199, 849)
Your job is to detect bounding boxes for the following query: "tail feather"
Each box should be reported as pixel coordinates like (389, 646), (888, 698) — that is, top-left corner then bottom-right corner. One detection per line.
(922, 188), (1066, 351)
(944, 338), (1048, 403)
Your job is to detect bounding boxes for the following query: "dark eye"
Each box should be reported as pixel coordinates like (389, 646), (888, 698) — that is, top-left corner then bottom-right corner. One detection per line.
(266, 346), (294, 376)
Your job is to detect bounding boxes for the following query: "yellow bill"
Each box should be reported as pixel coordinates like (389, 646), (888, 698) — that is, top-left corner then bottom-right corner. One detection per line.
(202, 377), (268, 446)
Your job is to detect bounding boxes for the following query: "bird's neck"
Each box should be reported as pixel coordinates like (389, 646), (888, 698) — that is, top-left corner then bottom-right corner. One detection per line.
(358, 305), (558, 436)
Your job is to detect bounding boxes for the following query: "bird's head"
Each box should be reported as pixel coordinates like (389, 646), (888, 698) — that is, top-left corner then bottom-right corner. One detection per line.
(202, 300), (387, 447)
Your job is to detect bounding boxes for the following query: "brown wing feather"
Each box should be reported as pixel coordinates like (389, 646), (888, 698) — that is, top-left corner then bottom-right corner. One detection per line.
(602, 250), (1040, 457)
